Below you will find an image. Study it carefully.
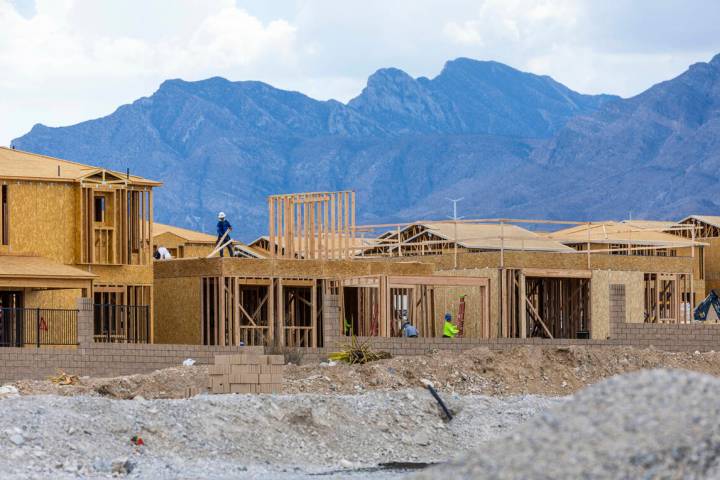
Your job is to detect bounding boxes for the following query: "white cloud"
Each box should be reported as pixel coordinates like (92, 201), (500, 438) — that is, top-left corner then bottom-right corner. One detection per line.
(0, 0), (300, 143)
(443, 21), (484, 46)
(1, 0), (719, 144)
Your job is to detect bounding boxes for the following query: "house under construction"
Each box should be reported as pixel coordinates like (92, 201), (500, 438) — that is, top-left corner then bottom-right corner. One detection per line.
(153, 194), (705, 348)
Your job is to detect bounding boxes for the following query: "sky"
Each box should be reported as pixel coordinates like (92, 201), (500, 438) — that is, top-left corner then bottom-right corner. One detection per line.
(1, 0), (719, 144)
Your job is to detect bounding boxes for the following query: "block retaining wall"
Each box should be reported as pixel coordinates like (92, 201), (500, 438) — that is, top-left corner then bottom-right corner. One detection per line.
(2, 292), (720, 382)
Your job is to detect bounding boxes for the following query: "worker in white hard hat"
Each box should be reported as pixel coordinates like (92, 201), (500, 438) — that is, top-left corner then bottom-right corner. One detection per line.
(216, 212), (234, 257)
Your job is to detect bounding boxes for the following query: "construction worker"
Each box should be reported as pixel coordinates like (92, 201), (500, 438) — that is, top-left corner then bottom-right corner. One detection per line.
(153, 245), (172, 260)
(216, 212), (234, 257)
(443, 313), (459, 338)
(401, 321), (418, 338)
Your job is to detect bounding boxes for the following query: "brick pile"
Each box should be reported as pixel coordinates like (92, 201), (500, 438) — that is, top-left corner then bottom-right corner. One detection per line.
(209, 353), (285, 394)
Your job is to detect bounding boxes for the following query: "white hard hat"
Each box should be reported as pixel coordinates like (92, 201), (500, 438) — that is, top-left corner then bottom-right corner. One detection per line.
(218, 212), (226, 219)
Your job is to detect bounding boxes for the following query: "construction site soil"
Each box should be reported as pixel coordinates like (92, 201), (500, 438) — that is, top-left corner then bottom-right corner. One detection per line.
(13, 346), (720, 399)
(5, 346), (720, 478)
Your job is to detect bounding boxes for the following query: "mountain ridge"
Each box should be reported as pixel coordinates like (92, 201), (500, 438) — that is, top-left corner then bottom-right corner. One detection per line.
(12, 55), (720, 239)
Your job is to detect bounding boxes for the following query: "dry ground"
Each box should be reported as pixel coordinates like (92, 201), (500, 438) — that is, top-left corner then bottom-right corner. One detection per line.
(11, 346), (720, 398)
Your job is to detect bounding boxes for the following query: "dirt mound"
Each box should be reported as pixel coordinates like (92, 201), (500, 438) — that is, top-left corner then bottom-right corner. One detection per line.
(284, 345), (720, 396)
(414, 369), (720, 479)
(12, 346), (720, 399)
(14, 366), (209, 399)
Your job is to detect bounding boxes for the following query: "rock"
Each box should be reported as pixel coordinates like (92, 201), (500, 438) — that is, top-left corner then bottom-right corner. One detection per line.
(92, 458), (110, 472)
(8, 434), (25, 446)
(339, 459), (354, 469)
(111, 458), (134, 475)
(0, 385), (19, 398)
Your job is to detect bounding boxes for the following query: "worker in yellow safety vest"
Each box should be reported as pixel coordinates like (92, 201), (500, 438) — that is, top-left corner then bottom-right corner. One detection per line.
(443, 313), (459, 338)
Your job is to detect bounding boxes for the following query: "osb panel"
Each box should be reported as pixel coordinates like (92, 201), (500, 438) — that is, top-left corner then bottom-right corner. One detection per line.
(706, 280), (720, 295)
(695, 279), (706, 302)
(7, 181), (78, 264)
(702, 238), (720, 279)
(153, 277), (201, 345)
(435, 268), (499, 338)
(591, 270), (644, 340)
(153, 258), (223, 278)
(589, 254), (691, 273)
(89, 264), (153, 285)
(24, 288), (81, 309)
(154, 257), (434, 279)
(183, 243), (215, 258)
(432, 285), (483, 338)
(394, 251), (692, 274)
(153, 232), (185, 251)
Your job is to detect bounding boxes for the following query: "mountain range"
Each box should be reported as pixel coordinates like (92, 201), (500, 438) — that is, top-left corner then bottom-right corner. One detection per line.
(12, 54), (720, 239)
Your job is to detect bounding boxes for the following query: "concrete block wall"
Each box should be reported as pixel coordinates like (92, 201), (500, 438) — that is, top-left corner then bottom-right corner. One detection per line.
(0, 344), (269, 383)
(3, 291), (720, 383)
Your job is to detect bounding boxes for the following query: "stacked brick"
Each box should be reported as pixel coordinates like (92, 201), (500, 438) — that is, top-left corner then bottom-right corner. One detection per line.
(209, 353), (285, 394)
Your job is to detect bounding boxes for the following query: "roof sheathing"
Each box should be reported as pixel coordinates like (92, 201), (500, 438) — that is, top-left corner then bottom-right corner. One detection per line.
(0, 147), (160, 186)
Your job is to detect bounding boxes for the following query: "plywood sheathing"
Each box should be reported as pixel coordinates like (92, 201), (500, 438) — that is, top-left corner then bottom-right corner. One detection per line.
(0, 255), (97, 280)
(368, 222), (575, 255)
(5, 181), (78, 263)
(154, 257), (435, 280)
(406, 251), (693, 274)
(548, 221), (703, 248)
(591, 270), (645, 340)
(0, 147), (160, 186)
(153, 223), (216, 243)
(153, 277), (202, 344)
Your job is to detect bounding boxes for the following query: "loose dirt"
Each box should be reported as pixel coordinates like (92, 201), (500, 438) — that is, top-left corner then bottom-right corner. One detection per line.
(12, 346), (720, 398)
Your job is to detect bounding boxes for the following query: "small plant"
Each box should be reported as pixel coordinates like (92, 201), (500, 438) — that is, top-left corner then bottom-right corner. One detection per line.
(329, 336), (391, 365)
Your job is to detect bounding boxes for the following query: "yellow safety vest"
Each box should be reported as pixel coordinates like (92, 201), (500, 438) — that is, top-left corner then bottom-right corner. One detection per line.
(443, 321), (459, 338)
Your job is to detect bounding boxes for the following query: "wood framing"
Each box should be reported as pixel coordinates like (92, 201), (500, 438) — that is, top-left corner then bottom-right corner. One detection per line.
(643, 273), (692, 324)
(0, 147), (160, 343)
(266, 191), (357, 259)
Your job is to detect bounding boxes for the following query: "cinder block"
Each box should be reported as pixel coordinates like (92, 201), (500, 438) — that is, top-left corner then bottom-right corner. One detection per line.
(214, 355), (232, 365)
(267, 355), (285, 365)
(259, 373), (283, 384)
(211, 377), (230, 394)
(260, 365), (284, 374)
(231, 364), (261, 375)
(256, 383), (282, 394)
(232, 354), (267, 365)
(230, 383), (257, 394)
(230, 373), (259, 384)
(208, 365), (231, 375)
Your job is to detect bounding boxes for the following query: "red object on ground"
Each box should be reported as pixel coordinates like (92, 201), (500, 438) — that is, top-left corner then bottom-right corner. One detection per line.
(131, 436), (144, 446)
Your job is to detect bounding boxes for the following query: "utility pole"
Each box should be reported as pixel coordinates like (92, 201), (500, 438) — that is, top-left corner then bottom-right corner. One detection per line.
(447, 198), (463, 269)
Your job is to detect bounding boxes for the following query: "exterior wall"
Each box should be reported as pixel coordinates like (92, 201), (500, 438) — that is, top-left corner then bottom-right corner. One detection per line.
(154, 276), (201, 344)
(590, 270), (644, 340)
(0, 180), (154, 306)
(698, 238), (720, 297)
(24, 288), (82, 309)
(434, 268), (499, 337)
(0, 181), (78, 262)
(406, 251), (693, 273)
(153, 233), (215, 259)
(184, 243), (215, 258)
(89, 264), (154, 285)
(153, 232), (185, 254)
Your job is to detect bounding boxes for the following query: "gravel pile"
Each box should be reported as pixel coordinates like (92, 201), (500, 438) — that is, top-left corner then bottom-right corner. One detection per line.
(413, 369), (720, 479)
(0, 389), (555, 479)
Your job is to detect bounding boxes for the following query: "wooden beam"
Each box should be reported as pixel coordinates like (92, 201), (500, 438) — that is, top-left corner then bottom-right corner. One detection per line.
(523, 268), (592, 279)
(525, 296), (553, 338)
(387, 275), (489, 287)
(311, 281), (317, 348)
